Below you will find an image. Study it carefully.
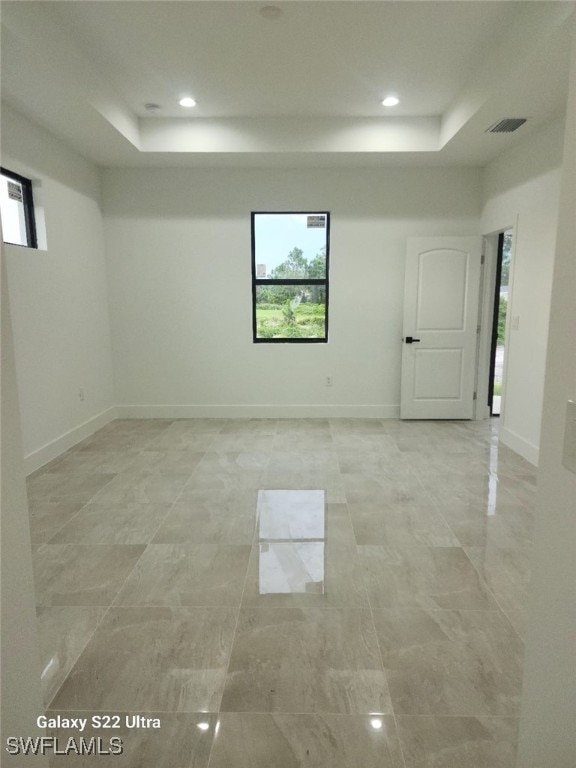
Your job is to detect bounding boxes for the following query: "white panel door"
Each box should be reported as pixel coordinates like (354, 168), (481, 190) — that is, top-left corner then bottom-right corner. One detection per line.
(400, 237), (482, 419)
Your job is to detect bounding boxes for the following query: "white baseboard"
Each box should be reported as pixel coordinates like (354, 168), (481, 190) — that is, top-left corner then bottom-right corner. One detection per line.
(24, 404), (400, 474)
(500, 426), (539, 467)
(25, 407), (118, 475)
(115, 404), (400, 420)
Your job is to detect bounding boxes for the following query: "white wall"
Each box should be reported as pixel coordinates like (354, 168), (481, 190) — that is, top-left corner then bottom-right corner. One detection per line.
(2, 105), (115, 471)
(0, 254), (47, 764)
(516, 19), (576, 766)
(103, 166), (481, 418)
(2, 102), (563, 457)
(481, 119), (564, 464)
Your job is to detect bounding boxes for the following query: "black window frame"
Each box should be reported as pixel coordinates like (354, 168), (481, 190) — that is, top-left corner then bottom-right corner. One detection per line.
(0, 166), (38, 249)
(251, 211), (330, 344)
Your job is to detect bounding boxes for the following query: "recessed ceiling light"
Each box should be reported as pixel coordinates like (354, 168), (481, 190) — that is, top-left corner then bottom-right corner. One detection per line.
(382, 96), (400, 107)
(179, 97), (196, 108)
(259, 5), (283, 20)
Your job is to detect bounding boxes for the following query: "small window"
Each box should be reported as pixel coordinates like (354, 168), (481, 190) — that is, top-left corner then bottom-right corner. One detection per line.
(252, 212), (330, 343)
(0, 167), (37, 248)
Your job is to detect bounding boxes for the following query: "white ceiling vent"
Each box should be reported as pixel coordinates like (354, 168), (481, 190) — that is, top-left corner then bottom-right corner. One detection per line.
(486, 118), (528, 134)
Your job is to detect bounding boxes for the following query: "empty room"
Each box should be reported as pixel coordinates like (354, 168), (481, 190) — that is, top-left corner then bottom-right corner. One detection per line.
(1, 2), (575, 767)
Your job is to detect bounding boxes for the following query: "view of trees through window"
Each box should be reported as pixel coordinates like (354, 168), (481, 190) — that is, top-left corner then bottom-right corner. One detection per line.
(252, 213), (329, 342)
(497, 231), (512, 345)
(492, 230), (513, 413)
(0, 168), (37, 248)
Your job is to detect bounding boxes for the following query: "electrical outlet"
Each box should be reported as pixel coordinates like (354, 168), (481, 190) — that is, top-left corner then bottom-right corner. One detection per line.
(325, 376), (333, 387)
(78, 387), (85, 401)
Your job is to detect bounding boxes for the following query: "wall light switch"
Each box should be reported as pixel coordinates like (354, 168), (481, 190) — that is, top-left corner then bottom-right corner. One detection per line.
(511, 316), (520, 331)
(562, 400), (576, 474)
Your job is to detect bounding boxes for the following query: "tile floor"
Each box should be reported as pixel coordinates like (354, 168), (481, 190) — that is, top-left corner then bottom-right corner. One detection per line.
(28, 417), (536, 767)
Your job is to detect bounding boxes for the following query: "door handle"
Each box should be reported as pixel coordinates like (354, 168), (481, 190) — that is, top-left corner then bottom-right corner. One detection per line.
(405, 336), (421, 344)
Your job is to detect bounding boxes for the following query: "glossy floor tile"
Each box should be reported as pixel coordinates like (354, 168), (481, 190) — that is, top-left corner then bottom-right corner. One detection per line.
(396, 715), (519, 768)
(28, 417), (537, 766)
(152, 494), (257, 544)
(359, 545), (499, 610)
(211, 434), (276, 452)
(438, 499), (534, 549)
(45, 450), (139, 476)
(258, 489), (326, 539)
(273, 432), (335, 450)
(127, 450), (205, 474)
(465, 544), (532, 614)
(502, 609), (527, 641)
(262, 471), (346, 503)
(373, 608), (523, 716)
(28, 497), (88, 545)
(27, 472), (117, 504)
(209, 713), (405, 768)
(51, 607), (237, 712)
(241, 491), (366, 608)
(47, 712), (218, 767)
(34, 544), (146, 606)
(91, 470), (191, 505)
(114, 543), (250, 606)
(268, 449), (340, 472)
(349, 503), (459, 547)
(37, 606), (106, 705)
(242, 541), (369, 609)
(221, 606), (392, 714)
(181, 470), (265, 493)
(197, 450), (271, 473)
(343, 473), (431, 505)
(48, 502), (172, 544)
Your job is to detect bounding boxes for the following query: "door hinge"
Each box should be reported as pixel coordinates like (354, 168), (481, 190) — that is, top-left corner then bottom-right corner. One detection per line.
(481, 253), (485, 265)
(473, 391), (477, 400)
(477, 325), (481, 334)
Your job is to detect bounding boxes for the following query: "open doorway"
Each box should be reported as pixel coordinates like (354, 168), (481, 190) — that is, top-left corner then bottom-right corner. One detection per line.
(488, 230), (512, 416)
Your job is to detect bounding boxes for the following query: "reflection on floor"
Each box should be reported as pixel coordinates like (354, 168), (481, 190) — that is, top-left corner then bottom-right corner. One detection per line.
(28, 418), (536, 767)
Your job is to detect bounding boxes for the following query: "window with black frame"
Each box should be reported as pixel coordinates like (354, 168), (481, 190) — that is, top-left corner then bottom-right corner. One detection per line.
(0, 167), (37, 248)
(251, 212), (330, 343)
